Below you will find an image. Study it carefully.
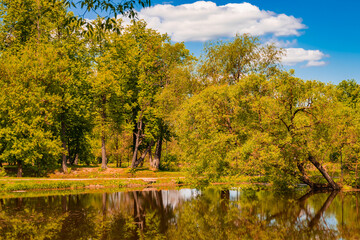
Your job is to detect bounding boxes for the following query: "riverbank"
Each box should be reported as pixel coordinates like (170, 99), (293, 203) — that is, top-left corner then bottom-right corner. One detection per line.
(0, 176), (186, 192)
(0, 165), (188, 192)
(0, 164), (358, 193)
(0, 174), (266, 194)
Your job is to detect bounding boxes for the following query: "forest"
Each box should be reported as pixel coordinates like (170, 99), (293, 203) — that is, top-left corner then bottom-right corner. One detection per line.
(0, 0), (359, 191)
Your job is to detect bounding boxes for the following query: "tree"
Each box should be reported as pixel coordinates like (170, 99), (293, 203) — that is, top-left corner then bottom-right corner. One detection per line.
(86, 18), (130, 170)
(0, 0), (94, 175)
(175, 69), (346, 190)
(173, 34), (283, 179)
(0, 43), (63, 177)
(334, 80), (360, 180)
(113, 21), (192, 169)
(198, 34), (283, 85)
(255, 71), (341, 190)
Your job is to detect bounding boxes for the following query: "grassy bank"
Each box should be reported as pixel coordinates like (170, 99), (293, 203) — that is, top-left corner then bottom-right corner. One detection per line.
(2, 164), (185, 178)
(1, 162), (359, 193)
(0, 177), (185, 192)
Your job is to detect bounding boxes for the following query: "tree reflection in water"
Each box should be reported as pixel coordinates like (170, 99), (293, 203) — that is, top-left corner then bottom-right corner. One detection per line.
(0, 188), (359, 239)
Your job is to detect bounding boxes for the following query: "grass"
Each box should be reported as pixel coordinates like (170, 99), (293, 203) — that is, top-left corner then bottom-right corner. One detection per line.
(0, 163), (187, 192)
(2, 162), (358, 192)
(0, 181), (86, 191)
(0, 176), (185, 192)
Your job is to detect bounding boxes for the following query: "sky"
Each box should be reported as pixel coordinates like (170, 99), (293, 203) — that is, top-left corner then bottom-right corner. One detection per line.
(74, 0), (360, 84)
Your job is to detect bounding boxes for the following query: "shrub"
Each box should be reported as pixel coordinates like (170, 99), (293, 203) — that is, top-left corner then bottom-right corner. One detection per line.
(160, 154), (179, 171)
(126, 168), (137, 177)
(0, 167), (6, 177)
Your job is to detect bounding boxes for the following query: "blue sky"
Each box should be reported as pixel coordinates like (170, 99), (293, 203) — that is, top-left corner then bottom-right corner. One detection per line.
(74, 0), (360, 84)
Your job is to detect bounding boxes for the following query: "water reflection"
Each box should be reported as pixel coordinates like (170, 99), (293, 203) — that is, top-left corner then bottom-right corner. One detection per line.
(0, 189), (359, 239)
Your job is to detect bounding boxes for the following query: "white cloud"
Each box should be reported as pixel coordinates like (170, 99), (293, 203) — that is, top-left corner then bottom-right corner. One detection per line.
(134, 1), (306, 42)
(306, 60), (326, 67)
(119, 1), (328, 67)
(282, 48), (327, 67)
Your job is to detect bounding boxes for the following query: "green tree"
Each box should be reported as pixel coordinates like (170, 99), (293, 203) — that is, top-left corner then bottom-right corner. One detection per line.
(86, 18), (131, 169)
(113, 21), (192, 169)
(0, 43), (63, 177)
(198, 34), (283, 86)
(0, 0), (93, 175)
(334, 79), (360, 181)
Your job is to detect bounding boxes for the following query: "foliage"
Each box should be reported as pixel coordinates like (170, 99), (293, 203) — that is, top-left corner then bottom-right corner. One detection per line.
(159, 153), (179, 171)
(0, 0), (358, 193)
(198, 34), (283, 85)
(0, 167), (6, 177)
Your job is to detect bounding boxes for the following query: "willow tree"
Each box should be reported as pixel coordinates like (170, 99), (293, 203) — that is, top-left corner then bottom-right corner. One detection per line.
(175, 68), (347, 190)
(250, 71), (341, 190)
(173, 34), (283, 178)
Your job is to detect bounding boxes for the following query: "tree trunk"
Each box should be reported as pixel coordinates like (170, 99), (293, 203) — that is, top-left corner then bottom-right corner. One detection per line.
(102, 193), (107, 217)
(115, 135), (120, 168)
(132, 142), (154, 168)
(101, 95), (107, 170)
(74, 154), (79, 165)
(133, 192), (145, 230)
(308, 155), (340, 190)
(101, 135), (107, 169)
(131, 118), (143, 168)
(297, 162), (330, 190)
(149, 146), (154, 168)
(61, 120), (68, 173)
(17, 160), (22, 178)
(152, 137), (162, 170)
(340, 150), (343, 181)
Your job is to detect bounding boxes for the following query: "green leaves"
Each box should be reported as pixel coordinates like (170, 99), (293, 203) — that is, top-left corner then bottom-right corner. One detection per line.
(78, 0), (150, 18)
(198, 34), (283, 85)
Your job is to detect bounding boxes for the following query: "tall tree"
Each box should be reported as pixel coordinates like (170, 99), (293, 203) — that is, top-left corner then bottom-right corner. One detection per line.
(86, 18), (129, 170)
(0, 43), (64, 177)
(116, 21), (192, 169)
(0, 0), (93, 174)
(198, 34), (283, 85)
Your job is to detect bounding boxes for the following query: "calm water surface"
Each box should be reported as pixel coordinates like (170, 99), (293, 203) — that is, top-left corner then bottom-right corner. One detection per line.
(0, 188), (359, 239)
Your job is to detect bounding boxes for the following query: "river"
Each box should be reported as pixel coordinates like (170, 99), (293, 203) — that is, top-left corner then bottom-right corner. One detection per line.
(0, 188), (359, 239)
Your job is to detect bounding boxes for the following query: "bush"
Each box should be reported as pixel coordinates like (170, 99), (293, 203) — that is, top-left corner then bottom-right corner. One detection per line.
(250, 175), (269, 183)
(344, 176), (360, 188)
(126, 168), (137, 177)
(0, 167), (6, 177)
(160, 154), (179, 171)
(270, 173), (299, 191)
